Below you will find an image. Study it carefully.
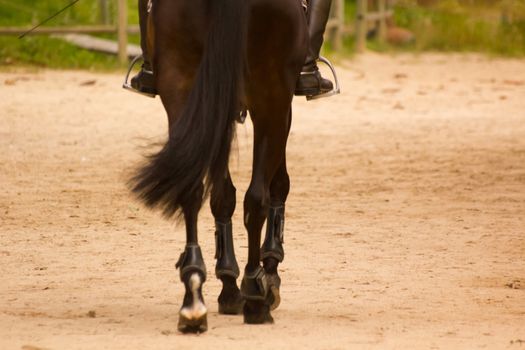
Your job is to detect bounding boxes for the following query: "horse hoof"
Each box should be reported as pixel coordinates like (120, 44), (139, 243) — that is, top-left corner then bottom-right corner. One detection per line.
(265, 273), (281, 311)
(243, 301), (274, 324)
(219, 301), (245, 315)
(218, 291), (245, 315)
(178, 314), (208, 334)
(178, 273), (208, 333)
(269, 284), (280, 311)
(219, 298), (244, 315)
(218, 276), (245, 315)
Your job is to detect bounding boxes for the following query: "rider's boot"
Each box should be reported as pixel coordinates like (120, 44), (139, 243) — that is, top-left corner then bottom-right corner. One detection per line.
(130, 0), (157, 96)
(295, 0), (334, 96)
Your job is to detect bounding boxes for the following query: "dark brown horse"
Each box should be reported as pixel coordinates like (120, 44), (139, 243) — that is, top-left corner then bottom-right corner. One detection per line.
(131, 0), (308, 332)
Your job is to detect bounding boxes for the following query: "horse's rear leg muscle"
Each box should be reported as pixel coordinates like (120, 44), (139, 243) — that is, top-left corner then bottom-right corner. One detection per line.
(210, 170), (244, 315)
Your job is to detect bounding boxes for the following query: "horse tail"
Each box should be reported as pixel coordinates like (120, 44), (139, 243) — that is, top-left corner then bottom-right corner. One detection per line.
(131, 1), (247, 218)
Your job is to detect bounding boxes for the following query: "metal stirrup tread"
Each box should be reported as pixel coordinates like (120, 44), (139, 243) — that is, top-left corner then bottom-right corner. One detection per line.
(175, 244), (207, 282)
(122, 55), (156, 98)
(306, 56), (341, 101)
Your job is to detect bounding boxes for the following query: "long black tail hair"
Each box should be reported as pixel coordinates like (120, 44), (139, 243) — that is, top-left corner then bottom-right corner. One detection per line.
(131, 1), (246, 218)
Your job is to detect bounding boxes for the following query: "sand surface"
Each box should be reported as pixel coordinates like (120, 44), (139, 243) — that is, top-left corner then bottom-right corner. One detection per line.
(1, 54), (524, 349)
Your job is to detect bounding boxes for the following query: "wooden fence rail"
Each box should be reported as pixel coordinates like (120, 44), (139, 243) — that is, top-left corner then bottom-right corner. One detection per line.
(0, 25), (139, 35)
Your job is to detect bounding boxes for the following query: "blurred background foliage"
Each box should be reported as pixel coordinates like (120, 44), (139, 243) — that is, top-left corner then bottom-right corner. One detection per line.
(0, 0), (524, 70)
(392, 0), (525, 55)
(0, 0), (139, 69)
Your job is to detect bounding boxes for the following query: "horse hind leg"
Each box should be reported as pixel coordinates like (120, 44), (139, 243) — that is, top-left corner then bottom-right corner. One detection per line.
(261, 156), (290, 311)
(241, 104), (292, 324)
(176, 184), (208, 333)
(210, 169), (244, 315)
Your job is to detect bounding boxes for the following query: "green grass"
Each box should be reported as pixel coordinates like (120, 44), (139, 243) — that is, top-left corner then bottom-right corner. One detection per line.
(0, 0), (138, 69)
(0, 36), (123, 70)
(376, 0), (525, 56)
(326, 0), (525, 58)
(0, 0), (138, 26)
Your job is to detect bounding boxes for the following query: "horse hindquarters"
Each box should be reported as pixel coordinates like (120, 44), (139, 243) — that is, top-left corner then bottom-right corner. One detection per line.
(132, 0), (246, 216)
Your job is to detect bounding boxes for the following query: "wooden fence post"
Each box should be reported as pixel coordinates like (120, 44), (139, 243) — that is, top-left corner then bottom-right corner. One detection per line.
(99, 0), (110, 25)
(378, 0), (387, 43)
(117, 0), (128, 64)
(355, 0), (367, 52)
(331, 0), (344, 51)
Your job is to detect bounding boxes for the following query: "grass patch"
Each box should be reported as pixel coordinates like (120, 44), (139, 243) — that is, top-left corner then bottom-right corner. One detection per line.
(0, 0), (138, 26)
(391, 0), (525, 56)
(0, 0), (138, 69)
(0, 36), (123, 70)
(327, 0), (525, 57)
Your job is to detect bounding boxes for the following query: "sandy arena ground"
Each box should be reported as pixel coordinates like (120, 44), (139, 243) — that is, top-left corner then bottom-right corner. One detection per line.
(1, 54), (524, 349)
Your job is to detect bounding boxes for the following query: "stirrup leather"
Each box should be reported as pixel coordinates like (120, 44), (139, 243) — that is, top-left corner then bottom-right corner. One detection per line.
(306, 56), (341, 101)
(122, 54), (156, 98)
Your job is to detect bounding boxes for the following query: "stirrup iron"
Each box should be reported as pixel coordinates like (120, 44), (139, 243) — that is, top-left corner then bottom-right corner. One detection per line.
(306, 56), (341, 101)
(122, 54), (156, 98)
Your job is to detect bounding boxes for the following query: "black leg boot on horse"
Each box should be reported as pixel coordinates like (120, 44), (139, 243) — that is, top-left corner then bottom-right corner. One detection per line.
(211, 171), (244, 315)
(124, 0), (157, 97)
(295, 0), (339, 98)
(261, 204), (285, 310)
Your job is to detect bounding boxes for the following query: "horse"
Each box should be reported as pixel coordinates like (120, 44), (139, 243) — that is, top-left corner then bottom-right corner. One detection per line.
(131, 0), (308, 332)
